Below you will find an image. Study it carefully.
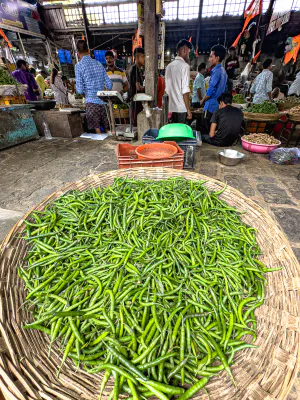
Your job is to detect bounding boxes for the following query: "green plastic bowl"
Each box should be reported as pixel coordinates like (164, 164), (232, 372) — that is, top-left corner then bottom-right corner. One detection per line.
(157, 124), (194, 141)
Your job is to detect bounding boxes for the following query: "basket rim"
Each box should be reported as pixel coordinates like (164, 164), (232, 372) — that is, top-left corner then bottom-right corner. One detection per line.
(1, 167), (300, 400)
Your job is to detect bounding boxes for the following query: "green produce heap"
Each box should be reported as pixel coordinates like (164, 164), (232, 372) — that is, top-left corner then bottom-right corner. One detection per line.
(0, 67), (19, 85)
(247, 101), (278, 114)
(232, 94), (246, 104)
(19, 178), (280, 399)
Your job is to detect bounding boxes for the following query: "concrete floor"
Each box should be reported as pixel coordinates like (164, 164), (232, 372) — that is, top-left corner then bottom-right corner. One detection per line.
(0, 136), (300, 397)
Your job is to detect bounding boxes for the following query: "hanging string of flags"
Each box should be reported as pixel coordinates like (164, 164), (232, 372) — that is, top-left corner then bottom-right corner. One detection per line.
(0, 28), (12, 48)
(232, 0), (262, 48)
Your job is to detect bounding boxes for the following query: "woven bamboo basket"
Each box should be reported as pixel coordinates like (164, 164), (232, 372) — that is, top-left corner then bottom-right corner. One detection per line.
(0, 167), (299, 400)
(243, 111), (280, 121)
(0, 95), (27, 106)
(113, 108), (129, 119)
(288, 113), (300, 122)
(277, 102), (299, 111)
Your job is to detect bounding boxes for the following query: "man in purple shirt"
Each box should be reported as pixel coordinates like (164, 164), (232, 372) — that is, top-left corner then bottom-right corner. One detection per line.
(12, 59), (39, 101)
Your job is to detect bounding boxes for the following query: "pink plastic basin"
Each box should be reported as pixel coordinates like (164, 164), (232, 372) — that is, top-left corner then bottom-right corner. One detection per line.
(241, 137), (281, 154)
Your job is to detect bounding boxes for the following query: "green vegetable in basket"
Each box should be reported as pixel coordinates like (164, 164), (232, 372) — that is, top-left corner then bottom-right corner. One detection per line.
(232, 94), (246, 104)
(247, 101), (278, 114)
(19, 178), (280, 399)
(0, 67), (19, 85)
(114, 103), (129, 109)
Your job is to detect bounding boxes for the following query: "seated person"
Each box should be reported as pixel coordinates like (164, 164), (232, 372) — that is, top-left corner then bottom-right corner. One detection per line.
(272, 87), (285, 101)
(202, 92), (243, 147)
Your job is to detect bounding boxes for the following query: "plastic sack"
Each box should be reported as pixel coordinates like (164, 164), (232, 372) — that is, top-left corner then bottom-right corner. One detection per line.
(269, 147), (299, 165)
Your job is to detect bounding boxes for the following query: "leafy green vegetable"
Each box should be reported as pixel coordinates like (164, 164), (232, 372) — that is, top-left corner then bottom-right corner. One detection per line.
(0, 68), (19, 85)
(247, 101), (278, 114)
(233, 94), (246, 104)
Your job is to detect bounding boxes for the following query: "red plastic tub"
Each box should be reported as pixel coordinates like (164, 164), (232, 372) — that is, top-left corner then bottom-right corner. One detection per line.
(135, 143), (177, 160)
(116, 141), (184, 169)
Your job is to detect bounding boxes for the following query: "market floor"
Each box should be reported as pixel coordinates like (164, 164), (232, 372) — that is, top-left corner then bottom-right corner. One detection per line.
(0, 136), (300, 398)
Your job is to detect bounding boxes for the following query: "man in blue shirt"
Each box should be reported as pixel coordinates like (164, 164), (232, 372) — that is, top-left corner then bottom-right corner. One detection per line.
(75, 40), (113, 134)
(200, 45), (227, 135)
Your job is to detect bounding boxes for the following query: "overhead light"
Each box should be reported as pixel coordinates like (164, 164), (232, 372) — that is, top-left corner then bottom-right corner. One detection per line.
(166, 50), (170, 55)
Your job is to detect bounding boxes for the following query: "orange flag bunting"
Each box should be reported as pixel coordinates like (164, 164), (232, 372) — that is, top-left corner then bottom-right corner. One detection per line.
(284, 35), (300, 65)
(0, 28), (12, 48)
(252, 50), (261, 63)
(232, 0), (262, 48)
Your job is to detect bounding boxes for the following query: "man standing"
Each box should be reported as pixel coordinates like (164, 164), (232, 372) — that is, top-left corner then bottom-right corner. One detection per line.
(128, 47), (145, 126)
(200, 45), (227, 134)
(12, 59), (39, 101)
(192, 62), (206, 108)
(250, 59), (273, 104)
(75, 40), (113, 134)
(165, 39), (192, 123)
(202, 93), (243, 147)
(35, 70), (48, 96)
(225, 46), (239, 93)
(105, 50), (128, 94)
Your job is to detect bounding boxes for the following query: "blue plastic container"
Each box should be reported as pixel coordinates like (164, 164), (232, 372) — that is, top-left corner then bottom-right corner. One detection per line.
(142, 129), (197, 169)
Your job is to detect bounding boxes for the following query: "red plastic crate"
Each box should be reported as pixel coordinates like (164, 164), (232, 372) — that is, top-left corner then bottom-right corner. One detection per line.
(116, 141), (184, 169)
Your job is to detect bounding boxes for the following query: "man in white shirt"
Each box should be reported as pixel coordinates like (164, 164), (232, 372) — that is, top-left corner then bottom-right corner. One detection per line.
(288, 71), (300, 97)
(165, 39), (192, 123)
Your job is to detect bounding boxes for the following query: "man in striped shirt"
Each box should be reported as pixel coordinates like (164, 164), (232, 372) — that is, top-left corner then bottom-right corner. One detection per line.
(250, 59), (273, 104)
(75, 40), (113, 133)
(105, 50), (128, 94)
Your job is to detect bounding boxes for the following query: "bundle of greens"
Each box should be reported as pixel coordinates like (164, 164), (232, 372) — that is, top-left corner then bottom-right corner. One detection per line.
(247, 101), (278, 114)
(232, 94), (246, 104)
(0, 67), (18, 85)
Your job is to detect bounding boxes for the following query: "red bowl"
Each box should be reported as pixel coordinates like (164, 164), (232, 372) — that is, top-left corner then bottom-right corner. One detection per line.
(135, 143), (178, 160)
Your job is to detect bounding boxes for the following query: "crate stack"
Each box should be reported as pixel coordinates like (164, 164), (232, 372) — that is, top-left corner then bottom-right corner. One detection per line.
(58, 49), (75, 78)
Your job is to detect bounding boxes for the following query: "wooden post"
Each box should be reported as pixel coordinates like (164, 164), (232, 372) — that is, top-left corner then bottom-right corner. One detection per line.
(144, 0), (158, 103)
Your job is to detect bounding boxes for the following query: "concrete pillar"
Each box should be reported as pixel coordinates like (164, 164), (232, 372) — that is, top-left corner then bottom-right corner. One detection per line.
(144, 0), (158, 103)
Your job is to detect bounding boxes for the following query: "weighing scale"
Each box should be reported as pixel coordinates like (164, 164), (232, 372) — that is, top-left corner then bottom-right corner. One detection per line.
(97, 91), (153, 139)
(97, 91), (136, 139)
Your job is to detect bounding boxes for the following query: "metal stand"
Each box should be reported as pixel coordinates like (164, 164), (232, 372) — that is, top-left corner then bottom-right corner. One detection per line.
(97, 91), (136, 139)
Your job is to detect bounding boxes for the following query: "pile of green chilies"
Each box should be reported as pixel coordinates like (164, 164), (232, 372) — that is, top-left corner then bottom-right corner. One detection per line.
(19, 177), (279, 400)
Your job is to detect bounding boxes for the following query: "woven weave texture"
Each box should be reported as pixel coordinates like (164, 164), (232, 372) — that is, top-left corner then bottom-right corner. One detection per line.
(0, 167), (299, 400)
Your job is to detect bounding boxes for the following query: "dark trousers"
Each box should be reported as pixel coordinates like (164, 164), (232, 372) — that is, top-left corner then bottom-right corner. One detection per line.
(202, 110), (213, 135)
(202, 134), (217, 146)
(227, 79), (233, 94)
(130, 101), (143, 127)
(171, 112), (187, 123)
